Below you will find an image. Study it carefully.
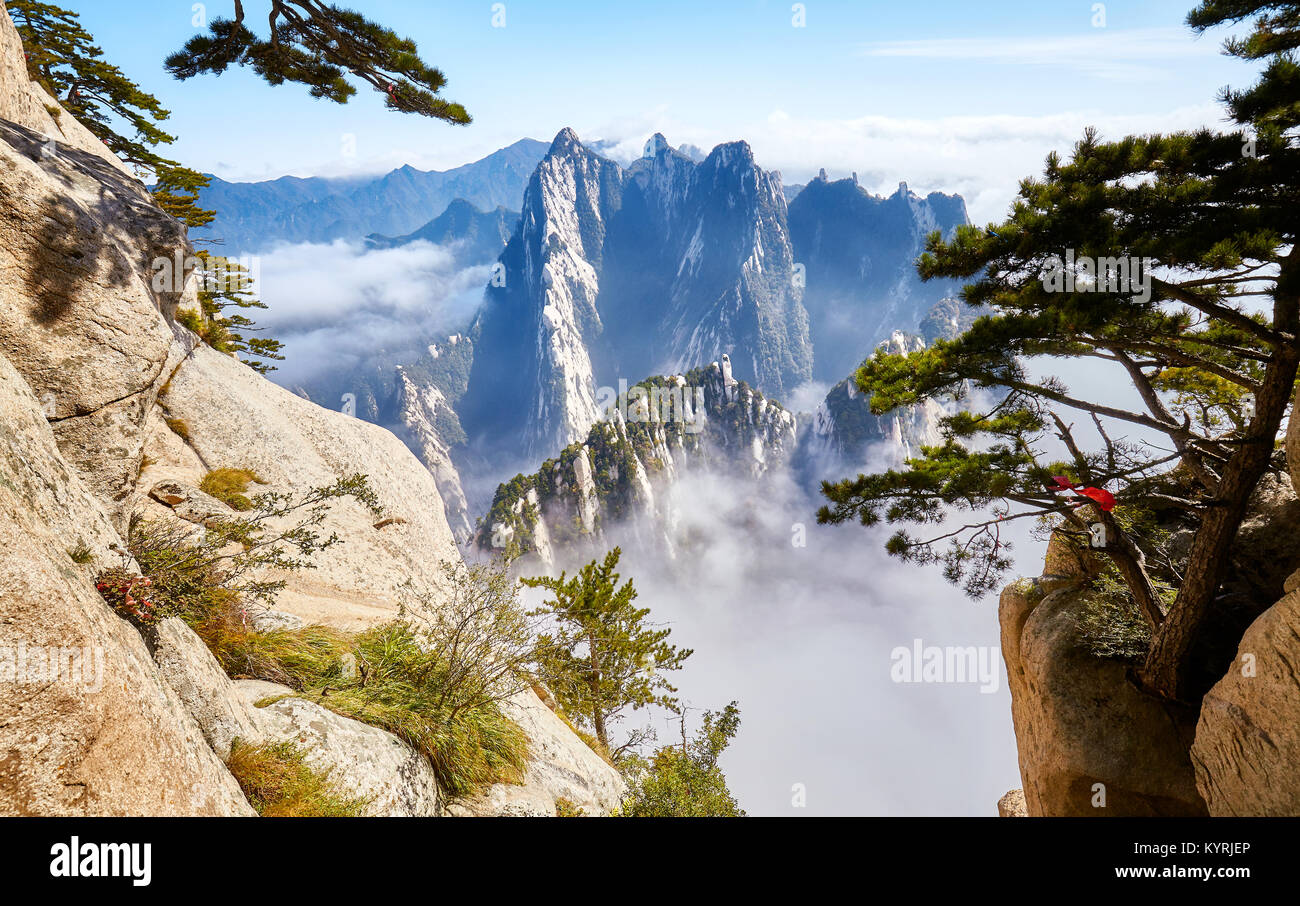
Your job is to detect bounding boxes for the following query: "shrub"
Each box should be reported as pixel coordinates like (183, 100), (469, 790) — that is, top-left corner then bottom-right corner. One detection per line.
(294, 619), (530, 799)
(199, 467), (263, 511)
(1075, 579), (1156, 663)
(175, 307), (206, 338)
(1061, 505), (1175, 662)
(554, 798), (583, 817)
(96, 569), (162, 624)
(98, 516), (535, 801)
(100, 475), (378, 655)
(226, 739), (369, 817)
(619, 703), (746, 817)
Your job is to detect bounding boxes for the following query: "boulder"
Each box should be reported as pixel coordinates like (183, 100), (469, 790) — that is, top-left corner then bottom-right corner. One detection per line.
(142, 343), (462, 630)
(447, 691), (626, 817)
(443, 782), (556, 818)
(147, 480), (234, 527)
(0, 356), (252, 816)
(1191, 587), (1300, 815)
(997, 789), (1027, 817)
(248, 610), (306, 633)
(1000, 580), (1206, 816)
(231, 682), (442, 818)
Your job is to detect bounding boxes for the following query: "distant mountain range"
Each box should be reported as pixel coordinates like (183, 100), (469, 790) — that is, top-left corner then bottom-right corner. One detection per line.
(461, 129), (814, 461)
(193, 138), (548, 252)
(789, 171), (968, 382)
(365, 197), (519, 266)
(222, 129), (973, 532)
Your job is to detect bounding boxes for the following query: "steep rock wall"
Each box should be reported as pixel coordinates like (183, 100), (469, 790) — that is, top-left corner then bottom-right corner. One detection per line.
(1190, 390), (1300, 815)
(0, 7), (621, 816)
(0, 354), (253, 815)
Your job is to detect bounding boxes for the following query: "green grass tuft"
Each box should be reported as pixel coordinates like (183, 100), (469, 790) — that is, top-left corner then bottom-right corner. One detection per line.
(226, 739), (369, 817)
(67, 543), (94, 565)
(200, 467), (262, 511)
(295, 623), (530, 799)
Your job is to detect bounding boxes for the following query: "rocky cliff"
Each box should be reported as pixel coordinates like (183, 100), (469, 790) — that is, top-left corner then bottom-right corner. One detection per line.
(800, 331), (946, 475)
(788, 172), (968, 382)
(476, 359), (797, 570)
(461, 129), (812, 463)
(0, 4), (620, 817)
(1187, 409), (1300, 816)
(999, 435), (1300, 816)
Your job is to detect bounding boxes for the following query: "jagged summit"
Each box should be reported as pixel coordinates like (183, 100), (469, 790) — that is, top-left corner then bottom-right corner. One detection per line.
(548, 125), (584, 155)
(788, 172), (970, 382)
(701, 139), (757, 171)
(644, 132), (672, 157)
(463, 124), (812, 464)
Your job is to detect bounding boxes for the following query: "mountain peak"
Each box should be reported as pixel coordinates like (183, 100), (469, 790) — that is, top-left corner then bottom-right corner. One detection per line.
(644, 133), (671, 157)
(549, 127), (584, 156)
(704, 139), (756, 170)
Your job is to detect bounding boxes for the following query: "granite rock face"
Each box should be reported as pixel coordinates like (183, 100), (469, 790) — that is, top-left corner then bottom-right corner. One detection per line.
(997, 789), (1027, 817)
(0, 6), (620, 816)
(999, 546), (1206, 817)
(139, 342), (462, 630)
(1189, 405), (1300, 816)
(0, 358), (253, 816)
(445, 691), (626, 817)
(1191, 585), (1300, 815)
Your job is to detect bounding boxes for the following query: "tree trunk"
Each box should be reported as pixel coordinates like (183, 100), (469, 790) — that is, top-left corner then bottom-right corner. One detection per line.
(1141, 281), (1299, 702)
(1102, 511), (1166, 630)
(588, 629), (607, 751)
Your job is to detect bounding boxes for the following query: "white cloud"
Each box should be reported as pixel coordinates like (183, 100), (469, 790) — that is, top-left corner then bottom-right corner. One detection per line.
(253, 239), (490, 385)
(859, 27), (1220, 81)
(519, 459), (1025, 816)
(585, 102), (1226, 223)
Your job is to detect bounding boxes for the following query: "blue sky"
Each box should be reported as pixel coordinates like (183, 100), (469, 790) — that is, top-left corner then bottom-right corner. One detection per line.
(63, 0), (1257, 221)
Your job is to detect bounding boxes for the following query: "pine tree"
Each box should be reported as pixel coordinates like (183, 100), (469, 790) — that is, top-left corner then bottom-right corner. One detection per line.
(820, 0), (1300, 703)
(165, 1), (470, 124)
(9, 0), (215, 229)
(177, 253), (285, 374)
(522, 548), (692, 757)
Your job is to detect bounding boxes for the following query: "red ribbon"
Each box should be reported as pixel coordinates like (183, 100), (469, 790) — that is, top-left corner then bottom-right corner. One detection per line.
(1050, 475), (1116, 511)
